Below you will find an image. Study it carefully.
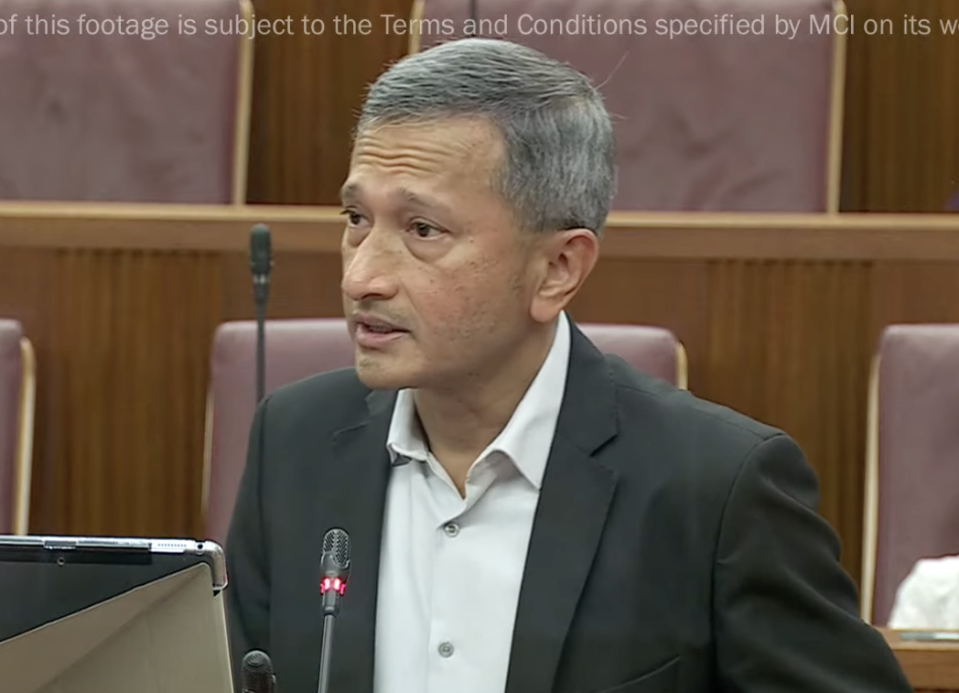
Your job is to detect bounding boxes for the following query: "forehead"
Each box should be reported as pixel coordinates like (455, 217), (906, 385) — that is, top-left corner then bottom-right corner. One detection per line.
(342, 118), (504, 203)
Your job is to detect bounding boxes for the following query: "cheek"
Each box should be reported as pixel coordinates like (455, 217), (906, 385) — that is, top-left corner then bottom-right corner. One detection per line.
(418, 262), (523, 339)
(417, 274), (488, 328)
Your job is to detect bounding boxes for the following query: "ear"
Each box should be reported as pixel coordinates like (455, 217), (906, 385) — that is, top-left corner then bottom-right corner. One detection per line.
(529, 229), (600, 324)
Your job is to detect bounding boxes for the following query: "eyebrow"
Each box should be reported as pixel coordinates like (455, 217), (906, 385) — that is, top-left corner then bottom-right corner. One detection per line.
(339, 182), (360, 204)
(339, 182), (450, 214)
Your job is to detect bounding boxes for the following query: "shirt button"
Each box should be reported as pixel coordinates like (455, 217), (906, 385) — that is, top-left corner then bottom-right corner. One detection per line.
(438, 641), (455, 658)
(444, 522), (460, 537)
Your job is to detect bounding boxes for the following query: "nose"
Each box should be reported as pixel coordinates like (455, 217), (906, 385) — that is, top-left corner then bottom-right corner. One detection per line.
(341, 230), (399, 302)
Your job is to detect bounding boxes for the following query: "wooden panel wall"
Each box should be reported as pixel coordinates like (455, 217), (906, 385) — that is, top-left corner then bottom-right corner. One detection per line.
(4, 206), (959, 587)
(245, 0), (414, 205)
(842, 0), (959, 212)
(244, 0), (959, 211)
(0, 250), (227, 537)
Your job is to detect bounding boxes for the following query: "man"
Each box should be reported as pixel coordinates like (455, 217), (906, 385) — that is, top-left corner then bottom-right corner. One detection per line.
(226, 38), (912, 693)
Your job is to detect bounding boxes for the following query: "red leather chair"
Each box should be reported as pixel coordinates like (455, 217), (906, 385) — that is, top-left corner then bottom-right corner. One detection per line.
(0, 320), (36, 535)
(202, 318), (687, 545)
(0, 0), (253, 203)
(860, 324), (959, 625)
(409, 0), (847, 212)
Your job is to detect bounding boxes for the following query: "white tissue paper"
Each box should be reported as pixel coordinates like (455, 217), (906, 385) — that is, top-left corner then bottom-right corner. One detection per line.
(888, 554), (959, 629)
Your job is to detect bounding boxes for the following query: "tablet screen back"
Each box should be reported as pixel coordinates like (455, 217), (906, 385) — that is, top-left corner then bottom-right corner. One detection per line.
(0, 536), (225, 643)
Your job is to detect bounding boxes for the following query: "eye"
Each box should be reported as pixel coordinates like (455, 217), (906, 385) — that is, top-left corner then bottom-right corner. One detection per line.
(340, 209), (365, 226)
(410, 221), (442, 238)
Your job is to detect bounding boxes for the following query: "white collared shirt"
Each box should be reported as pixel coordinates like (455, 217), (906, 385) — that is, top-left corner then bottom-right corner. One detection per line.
(373, 312), (571, 693)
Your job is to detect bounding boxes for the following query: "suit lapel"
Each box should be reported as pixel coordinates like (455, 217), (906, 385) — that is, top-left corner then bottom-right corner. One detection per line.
(505, 324), (621, 693)
(324, 388), (396, 693)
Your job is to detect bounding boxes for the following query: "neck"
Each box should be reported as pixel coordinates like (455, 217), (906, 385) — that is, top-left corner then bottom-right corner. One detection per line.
(413, 319), (559, 493)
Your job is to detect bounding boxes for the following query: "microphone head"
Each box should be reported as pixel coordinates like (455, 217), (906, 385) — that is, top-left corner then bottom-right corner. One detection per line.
(249, 223), (272, 275)
(241, 650), (274, 693)
(319, 528), (351, 595)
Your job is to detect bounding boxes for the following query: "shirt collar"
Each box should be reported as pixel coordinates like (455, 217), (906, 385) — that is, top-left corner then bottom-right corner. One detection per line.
(386, 311), (571, 489)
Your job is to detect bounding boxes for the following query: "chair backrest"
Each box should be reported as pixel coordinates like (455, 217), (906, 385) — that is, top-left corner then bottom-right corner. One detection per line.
(0, 0), (253, 204)
(203, 319), (356, 546)
(861, 324), (959, 625)
(0, 320), (36, 535)
(409, 0), (846, 212)
(202, 318), (687, 545)
(583, 323), (687, 390)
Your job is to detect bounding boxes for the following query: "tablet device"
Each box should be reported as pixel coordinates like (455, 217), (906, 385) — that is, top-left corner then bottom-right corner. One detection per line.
(0, 535), (227, 643)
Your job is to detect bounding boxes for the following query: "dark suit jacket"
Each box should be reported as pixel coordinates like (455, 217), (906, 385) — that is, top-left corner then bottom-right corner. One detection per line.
(225, 323), (912, 693)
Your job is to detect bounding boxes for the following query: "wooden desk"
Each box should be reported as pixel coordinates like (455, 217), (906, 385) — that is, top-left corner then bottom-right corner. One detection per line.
(881, 628), (959, 692)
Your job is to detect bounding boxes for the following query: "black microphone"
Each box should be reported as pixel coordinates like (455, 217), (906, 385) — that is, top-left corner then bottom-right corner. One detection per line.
(241, 650), (276, 693)
(249, 223), (272, 404)
(468, 0), (478, 35)
(317, 528), (352, 693)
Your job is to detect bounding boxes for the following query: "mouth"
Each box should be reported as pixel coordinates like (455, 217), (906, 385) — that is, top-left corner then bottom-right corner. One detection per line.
(354, 315), (406, 333)
(353, 315), (409, 347)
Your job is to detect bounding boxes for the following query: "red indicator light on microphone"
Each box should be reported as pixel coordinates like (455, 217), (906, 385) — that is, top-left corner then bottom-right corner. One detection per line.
(320, 576), (347, 596)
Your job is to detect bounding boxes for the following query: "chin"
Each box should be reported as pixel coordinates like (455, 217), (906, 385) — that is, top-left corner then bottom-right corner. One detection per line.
(354, 355), (416, 391)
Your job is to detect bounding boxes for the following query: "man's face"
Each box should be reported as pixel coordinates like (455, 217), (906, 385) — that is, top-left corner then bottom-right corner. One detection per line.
(340, 118), (543, 392)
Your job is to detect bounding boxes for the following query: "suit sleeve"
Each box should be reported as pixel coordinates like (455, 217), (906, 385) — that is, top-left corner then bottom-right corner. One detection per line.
(225, 397), (272, 686)
(713, 433), (912, 692)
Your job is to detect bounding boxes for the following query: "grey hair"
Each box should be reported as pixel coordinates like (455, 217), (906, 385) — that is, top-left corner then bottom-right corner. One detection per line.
(355, 38), (616, 236)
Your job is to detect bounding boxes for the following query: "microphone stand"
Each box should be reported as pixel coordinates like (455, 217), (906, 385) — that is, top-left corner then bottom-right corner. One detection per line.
(254, 283), (267, 404)
(250, 224), (272, 405)
(317, 587), (342, 693)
